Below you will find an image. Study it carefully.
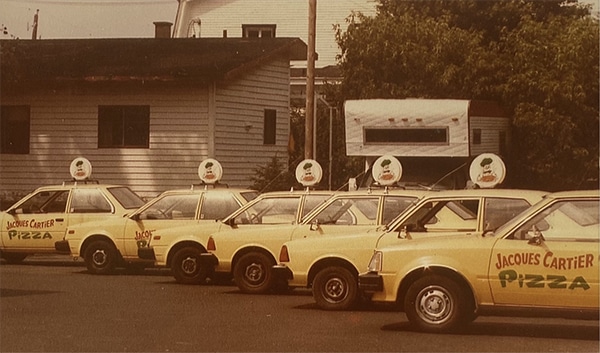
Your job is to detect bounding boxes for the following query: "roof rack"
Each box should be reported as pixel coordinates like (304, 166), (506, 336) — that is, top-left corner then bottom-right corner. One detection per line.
(62, 179), (100, 186)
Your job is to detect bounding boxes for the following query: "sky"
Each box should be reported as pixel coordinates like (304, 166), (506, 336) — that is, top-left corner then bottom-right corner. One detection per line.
(0, 0), (179, 39)
(0, 0), (598, 40)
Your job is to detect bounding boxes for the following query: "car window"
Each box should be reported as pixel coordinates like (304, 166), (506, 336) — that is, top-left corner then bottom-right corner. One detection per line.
(201, 192), (244, 220)
(511, 199), (599, 241)
(483, 197), (532, 231)
(70, 189), (113, 213)
(400, 199), (480, 232)
(313, 197), (379, 226)
(382, 196), (419, 224)
(233, 197), (300, 225)
(240, 191), (260, 202)
(300, 194), (331, 219)
(16, 190), (69, 214)
(107, 187), (145, 209)
(138, 194), (199, 220)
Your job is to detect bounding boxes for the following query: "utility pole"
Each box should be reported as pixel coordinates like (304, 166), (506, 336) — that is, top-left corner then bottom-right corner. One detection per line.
(305, 0), (316, 160)
(31, 9), (39, 40)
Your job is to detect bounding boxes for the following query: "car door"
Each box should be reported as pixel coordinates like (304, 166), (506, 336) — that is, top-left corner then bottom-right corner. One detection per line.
(123, 192), (202, 256)
(1, 189), (70, 251)
(489, 198), (599, 308)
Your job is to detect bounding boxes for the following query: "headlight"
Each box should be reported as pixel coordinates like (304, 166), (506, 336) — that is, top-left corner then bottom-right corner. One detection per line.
(367, 250), (383, 272)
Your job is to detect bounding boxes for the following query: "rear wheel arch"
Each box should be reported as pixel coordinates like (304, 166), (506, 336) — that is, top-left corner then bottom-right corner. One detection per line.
(307, 257), (358, 288)
(397, 266), (476, 313)
(231, 246), (277, 274)
(81, 235), (121, 260)
(166, 241), (207, 267)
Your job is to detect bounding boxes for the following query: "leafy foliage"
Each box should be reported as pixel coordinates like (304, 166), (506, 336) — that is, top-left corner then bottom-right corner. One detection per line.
(332, 0), (598, 191)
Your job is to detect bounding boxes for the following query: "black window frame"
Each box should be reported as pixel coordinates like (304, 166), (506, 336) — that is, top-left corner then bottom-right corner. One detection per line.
(98, 105), (150, 148)
(263, 109), (277, 145)
(364, 127), (448, 145)
(1, 105), (30, 154)
(242, 24), (276, 38)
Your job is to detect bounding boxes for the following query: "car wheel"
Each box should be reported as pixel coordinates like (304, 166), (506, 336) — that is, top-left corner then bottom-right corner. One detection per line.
(85, 240), (118, 275)
(1, 252), (28, 264)
(233, 252), (275, 294)
(404, 275), (466, 333)
(312, 266), (358, 311)
(171, 247), (209, 285)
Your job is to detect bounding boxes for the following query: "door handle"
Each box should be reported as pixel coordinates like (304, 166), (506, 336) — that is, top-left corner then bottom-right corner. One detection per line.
(55, 218), (64, 222)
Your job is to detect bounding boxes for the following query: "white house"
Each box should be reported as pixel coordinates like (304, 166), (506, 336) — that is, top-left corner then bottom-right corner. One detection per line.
(0, 36), (306, 200)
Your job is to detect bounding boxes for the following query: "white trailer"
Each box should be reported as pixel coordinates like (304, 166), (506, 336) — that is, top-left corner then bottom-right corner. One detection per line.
(344, 99), (510, 188)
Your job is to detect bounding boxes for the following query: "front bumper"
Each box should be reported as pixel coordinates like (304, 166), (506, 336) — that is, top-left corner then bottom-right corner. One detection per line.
(358, 272), (384, 293)
(137, 246), (156, 261)
(54, 240), (71, 254)
(272, 264), (293, 281)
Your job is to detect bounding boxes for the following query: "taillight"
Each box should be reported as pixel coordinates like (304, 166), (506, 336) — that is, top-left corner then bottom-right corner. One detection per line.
(367, 251), (383, 272)
(207, 236), (216, 251)
(278, 245), (290, 263)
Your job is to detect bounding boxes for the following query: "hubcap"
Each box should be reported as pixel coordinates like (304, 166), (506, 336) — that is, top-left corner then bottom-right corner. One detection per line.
(323, 277), (347, 303)
(416, 285), (452, 324)
(181, 256), (197, 275)
(92, 249), (107, 266)
(244, 262), (264, 284)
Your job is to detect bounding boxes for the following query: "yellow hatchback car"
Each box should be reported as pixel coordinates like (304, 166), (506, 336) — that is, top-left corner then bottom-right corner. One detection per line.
(359, 190), (599, 333)
(206, 188), (430, 294)
(276, 189), (547, 310)
(1, 182), (145, 263)
(56, 187), (258, 274)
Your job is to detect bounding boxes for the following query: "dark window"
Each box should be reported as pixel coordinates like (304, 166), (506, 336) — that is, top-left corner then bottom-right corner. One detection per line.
(364, 127), (448, 144)
(98, 105), (149, 148)
(499, 131), (507, 156)
(1, 105), (30, 154)
(242, 24), (276, 38)
(473, 129), (482, 145)
(264, 109), (276, 145)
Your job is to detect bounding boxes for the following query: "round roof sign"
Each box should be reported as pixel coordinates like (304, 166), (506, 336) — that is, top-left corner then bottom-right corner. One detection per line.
(198, 159), (223, 184)
(469, 153), (506, 188)
(70, 157), (92, 181)
(372, 155), (402, 186)
(295, 159), (322, 187)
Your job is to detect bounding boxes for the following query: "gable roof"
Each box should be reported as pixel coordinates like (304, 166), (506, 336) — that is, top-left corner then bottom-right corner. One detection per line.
(1, 37), (307, 89)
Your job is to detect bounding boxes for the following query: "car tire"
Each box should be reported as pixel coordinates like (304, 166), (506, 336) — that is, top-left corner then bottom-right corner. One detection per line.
(84, 240), (118, 275)
(233, 252), (275, 294)
(171, 247), (210, 285)
(312, 266), (358, 311)
(404, 274), (467, 333)
(1, 252), (28, 264)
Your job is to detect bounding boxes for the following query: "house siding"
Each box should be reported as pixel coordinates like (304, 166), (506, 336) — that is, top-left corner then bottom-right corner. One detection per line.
(1, 55), (292, 198)
(174, 0), (376, 67)
(1, 89), (211, 198)
(469, 116), (511, 157)
(214, 58), (291, 186)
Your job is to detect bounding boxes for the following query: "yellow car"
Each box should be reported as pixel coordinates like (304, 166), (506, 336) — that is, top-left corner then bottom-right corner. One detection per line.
(1, 182), (145, 263)
(359, 190), (599, 333)
(56, 187), (258, 274)
(276, 189), (547, 310)
(206, 189), (430, 294)
(138, 189), (334, 284)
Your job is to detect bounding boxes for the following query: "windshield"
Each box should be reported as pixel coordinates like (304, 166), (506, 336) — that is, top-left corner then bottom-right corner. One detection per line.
(108, 187), (145, 209)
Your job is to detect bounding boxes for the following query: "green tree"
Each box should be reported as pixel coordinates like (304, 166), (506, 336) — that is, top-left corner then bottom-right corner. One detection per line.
(334, 0), (598, 191)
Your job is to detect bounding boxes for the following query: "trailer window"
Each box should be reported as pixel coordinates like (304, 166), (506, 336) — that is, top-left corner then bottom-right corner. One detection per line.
(364, 127), (448, 144)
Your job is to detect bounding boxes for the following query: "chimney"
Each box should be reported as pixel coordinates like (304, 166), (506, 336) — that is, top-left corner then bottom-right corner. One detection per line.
(154, 21), (172, 38)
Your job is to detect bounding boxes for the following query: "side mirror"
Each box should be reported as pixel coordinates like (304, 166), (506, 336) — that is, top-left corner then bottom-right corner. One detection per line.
(309, 219), (320, 231)
(398, 225), (412, 239)
(527, 225), (545, 245)
(225, 217), (237, 228)
(130, 213), (141, 221)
